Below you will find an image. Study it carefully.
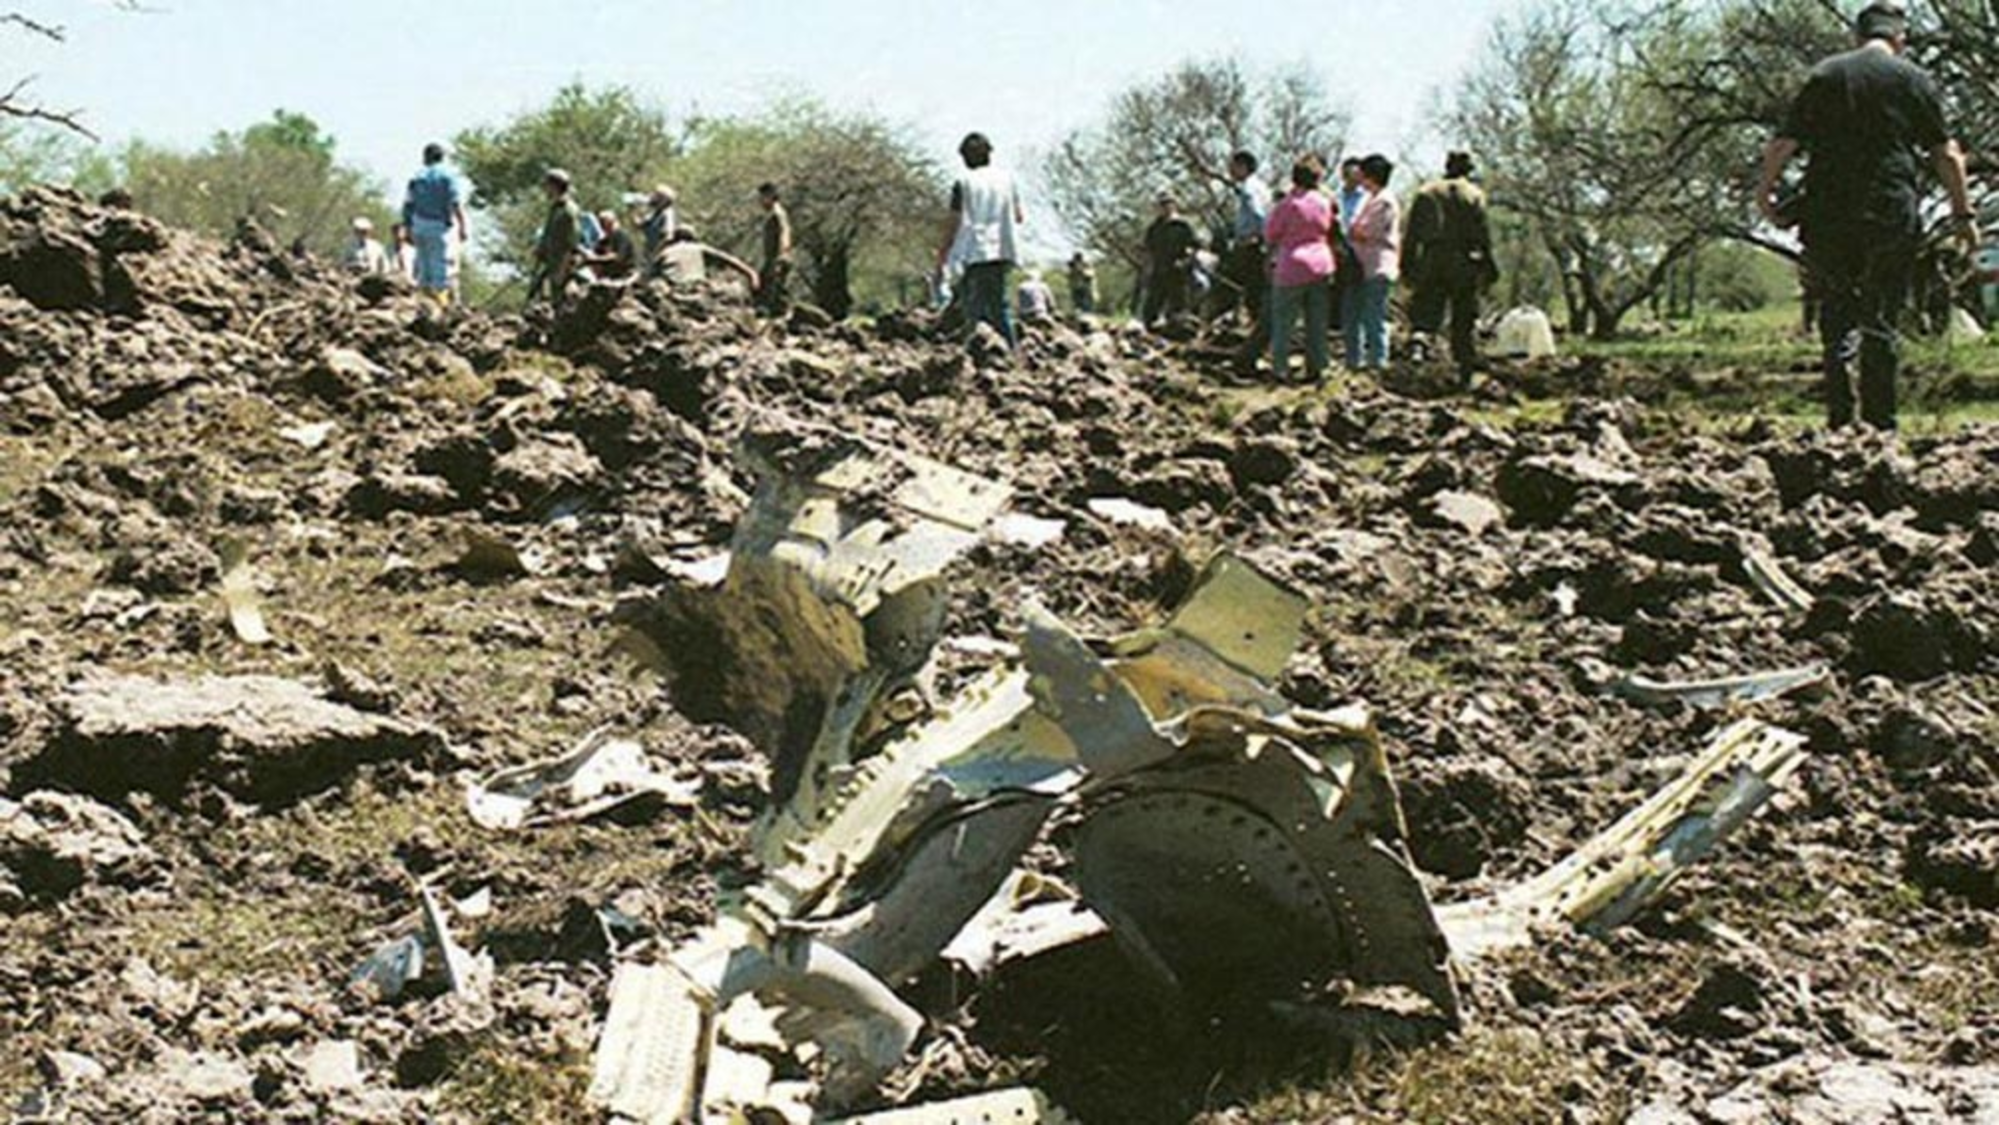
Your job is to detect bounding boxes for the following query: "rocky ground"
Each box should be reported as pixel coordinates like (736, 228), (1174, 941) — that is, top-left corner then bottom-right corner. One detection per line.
(2, 185), (1996, 1123)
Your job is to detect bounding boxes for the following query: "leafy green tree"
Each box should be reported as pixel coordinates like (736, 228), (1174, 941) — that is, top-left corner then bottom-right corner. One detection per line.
(452, 83), (680, 270)
(121, 109), (391, 255)
(672, 98), (940, 318)
(1042, 59), (1352, 272)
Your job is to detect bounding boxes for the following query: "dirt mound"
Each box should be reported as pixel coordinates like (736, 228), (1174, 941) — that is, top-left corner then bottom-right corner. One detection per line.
(2, 187), (1997, 1122)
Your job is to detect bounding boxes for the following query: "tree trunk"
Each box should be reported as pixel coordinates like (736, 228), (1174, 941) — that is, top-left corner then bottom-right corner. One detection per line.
(1573, 241), (1611, 339)
(1587, 288), (1623, 341)
(1547, 235), (1588, 335)
(1683, 248), (1701, 319)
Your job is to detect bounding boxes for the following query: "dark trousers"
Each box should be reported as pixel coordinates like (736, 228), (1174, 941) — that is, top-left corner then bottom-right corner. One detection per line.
(756, 258), (791, 315)
(1410, 275), (1480, 373)
(1806, 228), (1917, 430)
(1142, 266), (1191, 326)
(1222, 241), (1269, 373)
(1220, 241), (1268, 319)
(962, 261), (1015, 346)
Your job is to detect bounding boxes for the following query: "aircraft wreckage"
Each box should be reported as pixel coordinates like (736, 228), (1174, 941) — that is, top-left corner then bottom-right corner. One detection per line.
(584, 431), (1812, 1124)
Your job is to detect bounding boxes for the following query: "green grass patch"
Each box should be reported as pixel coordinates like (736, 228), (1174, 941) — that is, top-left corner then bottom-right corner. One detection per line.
(435, 1038), (594, 1123)
(1224, 1027), (1615, 1124)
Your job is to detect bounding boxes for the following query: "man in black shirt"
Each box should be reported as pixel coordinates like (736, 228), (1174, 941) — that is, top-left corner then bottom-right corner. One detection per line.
(1758, 1), (1979, 430)
(1141, 194), (1200, 328)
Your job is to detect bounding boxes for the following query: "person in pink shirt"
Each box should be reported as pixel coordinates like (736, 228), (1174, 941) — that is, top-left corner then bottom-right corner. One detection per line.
(1264, 155), (1337, 383)
(1343, 154), (1402, 370)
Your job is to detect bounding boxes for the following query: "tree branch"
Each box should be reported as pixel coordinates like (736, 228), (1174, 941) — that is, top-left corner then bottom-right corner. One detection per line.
(1, 11), (64, 40)
(0, 75), (98, 139)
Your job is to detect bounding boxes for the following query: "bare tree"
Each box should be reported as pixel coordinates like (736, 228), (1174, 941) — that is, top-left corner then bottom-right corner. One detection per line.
(1042, 59), (1351, 274)
(1, 9), (96, 137)
(3, 2), (148, 140)
(1445, 0), (1737, 339)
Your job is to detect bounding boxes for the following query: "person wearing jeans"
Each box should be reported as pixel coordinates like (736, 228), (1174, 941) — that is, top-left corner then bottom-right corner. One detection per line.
(1342, 154), (1401, 370)
(401, 142), (467, 306)
(1264, 155), (1337, 383)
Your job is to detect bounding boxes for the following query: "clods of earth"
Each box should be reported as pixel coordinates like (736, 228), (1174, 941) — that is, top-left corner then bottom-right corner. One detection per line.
(2, 185), (1997, 1122)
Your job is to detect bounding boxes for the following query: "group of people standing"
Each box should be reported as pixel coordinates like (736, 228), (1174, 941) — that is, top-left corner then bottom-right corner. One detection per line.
(341, 143), (771, 313)
(343, 143), (779, 317)
(334, 1), (1974, 441)
(922, 129), (1498, 379)
(529, 170), (769, 311)
(1224, 147), (1494, 384)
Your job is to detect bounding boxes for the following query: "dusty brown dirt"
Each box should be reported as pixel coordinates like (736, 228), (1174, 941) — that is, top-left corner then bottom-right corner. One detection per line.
(2, 185), (1996, 1123)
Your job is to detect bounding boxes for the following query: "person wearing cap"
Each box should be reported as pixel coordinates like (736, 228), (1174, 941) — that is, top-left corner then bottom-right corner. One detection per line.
(401, 142), (467, 304)
(1758, 1), (1979, 431)
(937, 132), (1026, 347)
(1404, 150), (1497, 383)
(755, 183), (793, 315)
(1141, 193), (1200, 328)
(532, 169), (582, 309)
(341, 217), (391, 276)
(639, 186), (679, 277)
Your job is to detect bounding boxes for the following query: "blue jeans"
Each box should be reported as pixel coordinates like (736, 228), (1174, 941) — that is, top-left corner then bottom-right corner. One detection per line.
(1343, 275), (1393, 368)
(962, 261), (1015, 347)
(1271, 278), (1331, 381)
(411, 216), (452, 293)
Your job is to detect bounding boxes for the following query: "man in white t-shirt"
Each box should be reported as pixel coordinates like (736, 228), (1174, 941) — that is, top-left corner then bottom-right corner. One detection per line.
(341, 218), (391, 275)
(936, 132), (1024, 348)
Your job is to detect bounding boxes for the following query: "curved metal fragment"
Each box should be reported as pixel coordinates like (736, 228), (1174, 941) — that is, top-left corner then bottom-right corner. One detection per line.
(1070, 737), (1460, 1027)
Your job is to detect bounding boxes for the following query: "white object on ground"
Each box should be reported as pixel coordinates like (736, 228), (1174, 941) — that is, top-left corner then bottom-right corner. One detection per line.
(1494, 307), (1558, 359)
(466, 730), (701, 830)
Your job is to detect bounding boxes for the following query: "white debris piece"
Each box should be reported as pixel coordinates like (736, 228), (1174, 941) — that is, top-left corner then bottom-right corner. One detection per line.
(989, 512), (1068, 549)
(1440, 719), (1809, 958)
(823, 1087), (1076, 1124)
(942, 873), (1108, 975)
(589, 962), (710, 1125)
(466, 731), (701, 830)
(1086, 497), (1174, 534)
(278, 420), (336, 450)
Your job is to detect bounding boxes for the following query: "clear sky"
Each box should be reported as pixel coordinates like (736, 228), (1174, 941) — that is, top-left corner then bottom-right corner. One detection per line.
(11, 0), (1512, 218)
